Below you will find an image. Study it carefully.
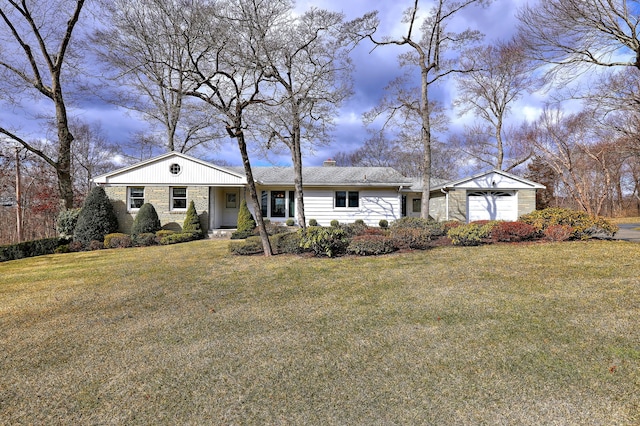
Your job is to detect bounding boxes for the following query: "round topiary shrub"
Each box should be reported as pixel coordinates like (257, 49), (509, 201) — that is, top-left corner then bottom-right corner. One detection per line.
(131, 203), (161, 236)
(330, 219), (340, 227)
(74, 186), (119, 245)
(286, 218), (295, 226)
(183, 200), (203, 239)
(308, 218), (318, 226)
(379, 219), (389, 229)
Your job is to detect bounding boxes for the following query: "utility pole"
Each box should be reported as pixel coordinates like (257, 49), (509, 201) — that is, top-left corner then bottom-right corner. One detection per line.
(15, 146), (23, 243)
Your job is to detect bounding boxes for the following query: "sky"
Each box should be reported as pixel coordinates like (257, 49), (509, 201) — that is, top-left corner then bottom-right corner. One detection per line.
(2, 0), (541, 169)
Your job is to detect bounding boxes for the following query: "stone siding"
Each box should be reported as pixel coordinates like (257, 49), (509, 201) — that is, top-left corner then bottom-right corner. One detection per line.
(447, 189), (467, 222)
(517, 189), (537, 218)
(103, 185), (209, 234)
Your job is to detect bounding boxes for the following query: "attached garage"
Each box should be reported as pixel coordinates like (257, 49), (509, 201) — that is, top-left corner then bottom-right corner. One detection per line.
(467, 190), (517, 222)
(403, 169), (545, 223)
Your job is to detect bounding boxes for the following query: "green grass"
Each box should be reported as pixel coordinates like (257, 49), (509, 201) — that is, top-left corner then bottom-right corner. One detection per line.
(1, 240), (640, 424)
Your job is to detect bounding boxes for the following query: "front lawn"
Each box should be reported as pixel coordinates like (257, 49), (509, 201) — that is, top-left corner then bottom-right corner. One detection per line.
(1, 240), (639, 424)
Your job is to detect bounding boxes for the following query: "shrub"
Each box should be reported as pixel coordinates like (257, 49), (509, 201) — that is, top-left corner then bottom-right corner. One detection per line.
(330, 219), (340, 227)
(354, 219), (365, 226)
(229, 236), (264, 255)
(447, 222), (493, 246)
(74, 186), (118, 245)
(308, 219), (318, 226)
(104, 233), (133, 249)
(0, 237), (71, 262)
(389, 227), (433, 250)
(286, 218), (295, 226)
(231, 200), (256, 239)
(340, 222), (368, 238)
(131, 203), (161, 236)
(299, 226), (348, 257)
(159, 232), (197, 245)
(262, 221), (289, 236)
(520, 208), (618, 239)
(156, 229), (175, 239)
(544, 224), (573, 242)
(390, 217), (448, 237)
(88, 240), (104, 251)
(134, 233), (158, 247)
(490, 221), (538, 242)
(347, 234), (397, 256)
(271, 232), (302, 254)
(379, 219), (389, 229)
(183, 200), (203, 238)
(56, 208), (81, 238)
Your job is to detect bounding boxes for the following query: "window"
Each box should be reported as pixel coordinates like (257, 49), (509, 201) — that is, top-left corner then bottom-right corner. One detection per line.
(271, 191), (286, 217)
(335, 191), (359, 208)
(412, 198), (421, 213)
(288, 191), (295, 218)
(128, 187), (144, 209)
(225, 192), (237, 209)
(169, 163), (181, 175)
(261, 191), (268, 217)
(171, 187), (187, 210)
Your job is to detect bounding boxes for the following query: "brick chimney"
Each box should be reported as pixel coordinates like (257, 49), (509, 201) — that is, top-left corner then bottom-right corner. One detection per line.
(323, 158), (337, 167)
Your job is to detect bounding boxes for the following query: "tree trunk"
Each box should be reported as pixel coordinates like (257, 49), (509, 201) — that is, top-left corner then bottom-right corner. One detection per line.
(420, 66), (431, 220)
(54, 82), (75, 209)
(291, 115), (307, 229)
(236, 129), (272, 256)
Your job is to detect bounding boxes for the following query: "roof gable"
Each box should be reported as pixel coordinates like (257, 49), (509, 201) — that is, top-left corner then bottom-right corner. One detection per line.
(93, 152), (247, 186)
(435, 169), (545, 190)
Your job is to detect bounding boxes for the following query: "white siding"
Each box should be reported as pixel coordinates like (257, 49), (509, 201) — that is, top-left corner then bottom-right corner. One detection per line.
(98, 156), (246, 186)
(457, 172), (535, 189)
(304, 188), (401, 226)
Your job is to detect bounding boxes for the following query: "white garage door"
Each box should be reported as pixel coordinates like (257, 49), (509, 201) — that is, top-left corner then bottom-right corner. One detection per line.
(467, 191), (517, 222)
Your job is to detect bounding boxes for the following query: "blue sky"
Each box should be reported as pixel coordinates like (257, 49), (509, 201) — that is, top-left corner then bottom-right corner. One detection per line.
(3, 0), (541, 168)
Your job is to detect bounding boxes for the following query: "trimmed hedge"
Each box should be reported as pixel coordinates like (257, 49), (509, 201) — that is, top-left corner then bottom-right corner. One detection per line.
(159, 232), (199, 245)
(447, 222), (494, 246)
(1, 237), (71, 262)
(490, 221), (538, 242)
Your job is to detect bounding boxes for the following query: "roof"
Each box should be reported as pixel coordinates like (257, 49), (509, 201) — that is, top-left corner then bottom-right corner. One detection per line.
(230, 166), (413, 187)
(406, 169), (545, 192)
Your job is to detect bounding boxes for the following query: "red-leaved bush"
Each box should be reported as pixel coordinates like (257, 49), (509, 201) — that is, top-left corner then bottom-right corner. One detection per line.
(543, 224), (574, 242)
(491, 221), (538, 242)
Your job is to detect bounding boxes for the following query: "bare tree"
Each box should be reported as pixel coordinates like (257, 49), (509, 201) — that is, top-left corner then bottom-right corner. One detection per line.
(360, 0), (490, 218)
(94, 0), (221, 154)
(517, 0), (640, 79)
(455, 40), (538, 171)
(0, 0), (86, 209)
(68, 119), (122, 198)
(253, 5), (359, 229)
(164, 0), (286, 255)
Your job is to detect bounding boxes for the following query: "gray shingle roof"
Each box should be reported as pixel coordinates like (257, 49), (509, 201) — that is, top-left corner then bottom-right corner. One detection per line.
(229, 166), (413, 187)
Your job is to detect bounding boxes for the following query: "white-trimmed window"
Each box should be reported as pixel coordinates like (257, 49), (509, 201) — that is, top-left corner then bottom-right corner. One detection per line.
(412, 198), (421, 213)
(128, 187), (145, 210)
(335, 191), (359, 208)
(171, 187), (187, 210)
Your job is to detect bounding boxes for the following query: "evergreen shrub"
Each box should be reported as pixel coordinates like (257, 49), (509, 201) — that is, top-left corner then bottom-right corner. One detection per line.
(134, 233), (158, 246)
(0, 237), (71, 262)
(183, 200), (203, 238)
(159, 232), (197, 245)
(131, 203), (161, 236)
(308, 219), (318, 226)
(286, 218), (295, 226)
(519, 208), (618, 239)
(229, 236), (264, 255)
(271, 232), (302, 254)
(104, 233), (133, 249)
(56, 208), (81, 238)
(330, 219), (340, 227)
(379, 219), (389, 228)
(543, 224), (574, 242)
(347, 235), (397, 256)
(299, 226), (348, 257)
(74, 187), (118, 245)
(447, 222), (493, 246)
(231, 200), (256, 239)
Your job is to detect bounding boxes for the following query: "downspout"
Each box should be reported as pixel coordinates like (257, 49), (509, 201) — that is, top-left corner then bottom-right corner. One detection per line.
(441, 188), (449, 221)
